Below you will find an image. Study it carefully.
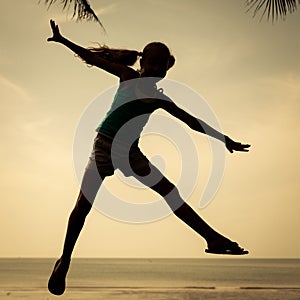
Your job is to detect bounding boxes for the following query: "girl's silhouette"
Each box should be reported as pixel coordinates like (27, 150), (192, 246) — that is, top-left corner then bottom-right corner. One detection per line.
(47, 19), (250, 296)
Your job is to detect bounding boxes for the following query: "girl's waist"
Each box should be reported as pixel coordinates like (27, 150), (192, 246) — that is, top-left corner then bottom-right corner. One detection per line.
(95, 131), (140, 149)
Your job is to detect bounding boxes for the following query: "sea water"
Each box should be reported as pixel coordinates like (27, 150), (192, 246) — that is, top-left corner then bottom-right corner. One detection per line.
(0, 258), (299, 299)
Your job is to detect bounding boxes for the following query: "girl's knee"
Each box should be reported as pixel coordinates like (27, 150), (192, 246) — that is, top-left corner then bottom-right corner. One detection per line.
(75, 192), (92, 214)
(161, 185), (184, 212)
(151, 179), (184, 211)
(151, 178), (176, 196)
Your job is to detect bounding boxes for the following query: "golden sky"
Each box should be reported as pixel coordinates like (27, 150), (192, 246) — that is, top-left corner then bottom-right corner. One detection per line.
(1, 0), (300, 258)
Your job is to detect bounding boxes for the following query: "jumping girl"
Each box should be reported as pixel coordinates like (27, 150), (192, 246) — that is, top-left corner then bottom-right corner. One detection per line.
(47, 19), (250, 295)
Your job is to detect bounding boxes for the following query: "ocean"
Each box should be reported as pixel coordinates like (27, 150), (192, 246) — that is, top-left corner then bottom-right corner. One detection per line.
(0, 258), (299, 299)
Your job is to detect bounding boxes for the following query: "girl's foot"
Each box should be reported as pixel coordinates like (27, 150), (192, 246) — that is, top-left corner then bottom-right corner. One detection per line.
(206, 235), (248, 255)
(48, 257), (70, 295)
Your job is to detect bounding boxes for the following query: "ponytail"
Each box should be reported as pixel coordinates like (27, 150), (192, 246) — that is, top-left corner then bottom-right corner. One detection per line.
(85, 42), (175, 70)
(88, 44), (141, 66)
(167, 55), (175, 70)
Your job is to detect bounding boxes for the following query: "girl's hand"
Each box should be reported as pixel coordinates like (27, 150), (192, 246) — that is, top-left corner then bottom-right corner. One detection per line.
(47, 19), (63, 43)
(225, 136), (251, 153)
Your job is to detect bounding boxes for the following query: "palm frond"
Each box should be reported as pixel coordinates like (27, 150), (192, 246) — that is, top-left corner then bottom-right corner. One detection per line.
(246, 0), (300, 21)
(42, 0), (105, 30)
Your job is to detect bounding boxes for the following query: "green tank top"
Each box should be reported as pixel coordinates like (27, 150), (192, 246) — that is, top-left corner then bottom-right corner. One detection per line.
(96, 79), (162, 144)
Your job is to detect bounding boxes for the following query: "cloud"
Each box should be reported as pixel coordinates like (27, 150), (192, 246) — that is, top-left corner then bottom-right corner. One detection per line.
(0, 53), (12, 66)
(258, 72), (300, 107)
(0, 74), (32, 103)
(265, 73), (300, 95)
(94, 3), (117, 16)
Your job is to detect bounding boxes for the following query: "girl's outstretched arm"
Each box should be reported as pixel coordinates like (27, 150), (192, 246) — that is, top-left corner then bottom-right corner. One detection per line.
(160, 99), (250, 153)
(47, 20), (136, 80)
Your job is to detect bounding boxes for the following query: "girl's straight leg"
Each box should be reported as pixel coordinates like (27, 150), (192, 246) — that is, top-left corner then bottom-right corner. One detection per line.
(61, 167), (105, 260)
(147, 175), (219, 242)
(131, 159), (241, 250)
(48, 168), (105, 295)
(149, 174), (248, 254)
(131, 161), (218, 242)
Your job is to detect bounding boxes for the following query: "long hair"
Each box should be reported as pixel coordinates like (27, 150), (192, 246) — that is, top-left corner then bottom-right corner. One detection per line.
(87, 42), (175, 69)
(88, 44), (141, 66)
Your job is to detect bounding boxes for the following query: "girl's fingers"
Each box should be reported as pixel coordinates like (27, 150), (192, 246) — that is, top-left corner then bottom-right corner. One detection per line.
(50, 20), (59, 33)
(241, 146), (250, 152)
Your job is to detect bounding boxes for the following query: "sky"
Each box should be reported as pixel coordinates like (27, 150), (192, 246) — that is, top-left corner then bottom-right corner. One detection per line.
(0, 0), (300, 258)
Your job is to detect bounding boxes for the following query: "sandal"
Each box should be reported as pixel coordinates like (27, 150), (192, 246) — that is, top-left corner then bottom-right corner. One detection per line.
(205, 241), (249, 255)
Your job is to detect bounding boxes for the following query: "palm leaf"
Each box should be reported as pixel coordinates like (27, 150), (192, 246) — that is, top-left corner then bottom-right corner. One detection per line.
(41, 0), (105, 29)
(246, 0), (300, 21)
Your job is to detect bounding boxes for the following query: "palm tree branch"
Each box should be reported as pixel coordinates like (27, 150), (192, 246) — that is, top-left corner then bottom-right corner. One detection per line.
(246, 0), (300, 20)
(41, 0), (105, 30)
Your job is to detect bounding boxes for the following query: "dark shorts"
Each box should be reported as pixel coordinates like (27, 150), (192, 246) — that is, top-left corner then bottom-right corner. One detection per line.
(86, 132), (151, 178)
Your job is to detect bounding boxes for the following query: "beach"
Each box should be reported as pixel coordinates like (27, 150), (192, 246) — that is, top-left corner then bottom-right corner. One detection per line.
(1, 258), (299, 299)
(2, 286), (300, 300)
